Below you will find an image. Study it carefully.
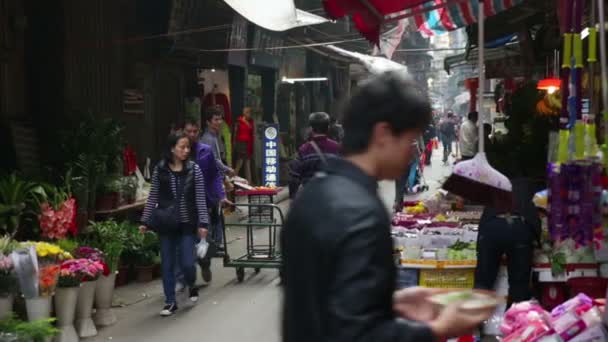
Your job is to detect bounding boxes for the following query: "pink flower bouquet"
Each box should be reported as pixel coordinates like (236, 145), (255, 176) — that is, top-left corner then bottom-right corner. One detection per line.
(39, 198), (76, 239)
(59, 258), (105, 284)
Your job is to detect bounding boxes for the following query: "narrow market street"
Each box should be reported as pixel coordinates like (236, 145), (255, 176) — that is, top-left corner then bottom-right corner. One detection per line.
(4, 0), (608, 340)
(87, 150), (454, 342)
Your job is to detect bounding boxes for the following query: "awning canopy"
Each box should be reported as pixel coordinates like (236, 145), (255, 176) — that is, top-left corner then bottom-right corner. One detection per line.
(323, 0), (525, 44)
(224, 0), (329, 31)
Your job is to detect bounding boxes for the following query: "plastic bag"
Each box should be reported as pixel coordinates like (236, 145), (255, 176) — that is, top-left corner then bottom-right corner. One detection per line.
(196, 239), (209, 259)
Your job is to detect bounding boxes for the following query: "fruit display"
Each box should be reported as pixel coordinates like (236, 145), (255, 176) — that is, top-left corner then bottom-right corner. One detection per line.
(404, 202), (427, 214)
(254, 186), (278, 191)
(447, 240), (477, 261)
(536, 91), (561, 116)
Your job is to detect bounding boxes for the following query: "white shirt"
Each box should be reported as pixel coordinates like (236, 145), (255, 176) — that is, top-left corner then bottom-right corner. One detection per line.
(459, 119), (478, 157)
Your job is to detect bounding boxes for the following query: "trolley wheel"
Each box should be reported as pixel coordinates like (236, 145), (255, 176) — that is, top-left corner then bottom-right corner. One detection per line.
(236, 267), (245, 282)
(254, 268), (261, 274)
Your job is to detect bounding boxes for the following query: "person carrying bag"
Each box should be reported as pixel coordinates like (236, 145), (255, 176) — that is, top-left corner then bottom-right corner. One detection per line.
(140, 132), (209, 317)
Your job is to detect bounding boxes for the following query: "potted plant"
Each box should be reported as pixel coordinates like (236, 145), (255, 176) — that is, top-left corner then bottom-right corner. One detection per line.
(0, 174), (48, 239)
(61, 114), (125, 219)
(0, 314), (59, 342)
(72, 247), (106, 338)
(120, 176), (138, 205)
(0, 236), (18, 320)
(95, 177), (121, 211)
(85, 220), (127, 326)
(54, 259), (83, 342)
(134, 232), (158, 283)
(117, 224), (144, 286)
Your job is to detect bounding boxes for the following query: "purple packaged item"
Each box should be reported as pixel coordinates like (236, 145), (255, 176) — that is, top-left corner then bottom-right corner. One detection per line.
(550, 293), (593, 318)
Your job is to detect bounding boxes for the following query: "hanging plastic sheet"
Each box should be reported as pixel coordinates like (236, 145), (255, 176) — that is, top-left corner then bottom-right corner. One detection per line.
(224, 0), (328, 32)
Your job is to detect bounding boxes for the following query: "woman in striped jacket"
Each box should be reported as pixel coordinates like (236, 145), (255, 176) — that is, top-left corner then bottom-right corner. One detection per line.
(140, 131), (209, 316)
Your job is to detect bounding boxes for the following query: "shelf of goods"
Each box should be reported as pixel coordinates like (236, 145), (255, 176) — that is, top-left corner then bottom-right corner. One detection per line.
(392, 204), (481, 289)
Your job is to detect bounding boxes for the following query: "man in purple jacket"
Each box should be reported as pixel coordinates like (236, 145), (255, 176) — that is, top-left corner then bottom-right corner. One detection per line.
(183, 120), (229, 283)
(289, 112), (340, 198)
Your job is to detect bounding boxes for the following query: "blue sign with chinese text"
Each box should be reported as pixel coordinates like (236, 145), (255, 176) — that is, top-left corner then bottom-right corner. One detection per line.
(262, 124), (280, 187)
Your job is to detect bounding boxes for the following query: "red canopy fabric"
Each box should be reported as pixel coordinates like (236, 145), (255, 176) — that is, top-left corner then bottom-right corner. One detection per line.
(324, 0), (521, 43)
(323, 0), (434, 44)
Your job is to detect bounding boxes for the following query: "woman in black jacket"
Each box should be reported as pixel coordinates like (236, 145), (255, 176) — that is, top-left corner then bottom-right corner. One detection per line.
(140, 132), (209, 316)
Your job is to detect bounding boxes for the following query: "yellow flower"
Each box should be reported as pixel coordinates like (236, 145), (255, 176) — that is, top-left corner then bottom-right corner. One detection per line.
(38, 250), (48, 257)
(48, 246), (60, 255)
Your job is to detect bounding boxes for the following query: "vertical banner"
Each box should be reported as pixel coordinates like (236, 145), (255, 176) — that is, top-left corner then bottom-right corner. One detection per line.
(262, 123), (280, 187)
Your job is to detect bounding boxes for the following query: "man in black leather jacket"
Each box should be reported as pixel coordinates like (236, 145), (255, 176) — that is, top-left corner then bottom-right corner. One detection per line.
(282, 72), (491, 342)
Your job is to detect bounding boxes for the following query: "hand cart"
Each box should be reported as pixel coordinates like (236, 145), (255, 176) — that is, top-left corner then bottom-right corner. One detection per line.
(223, 189), (284, 282)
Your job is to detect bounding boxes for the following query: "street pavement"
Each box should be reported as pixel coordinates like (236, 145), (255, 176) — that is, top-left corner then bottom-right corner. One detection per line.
(87, 148), (456, 342)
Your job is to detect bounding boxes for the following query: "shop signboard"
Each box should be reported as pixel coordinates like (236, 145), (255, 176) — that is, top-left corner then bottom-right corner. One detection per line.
(262, 123), (280, 187)
(228, 14), (248, 67)
(249, 26), (284, 69)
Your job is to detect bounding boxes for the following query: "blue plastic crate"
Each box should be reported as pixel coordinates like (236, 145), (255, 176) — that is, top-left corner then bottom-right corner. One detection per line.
(396, 268), (419, 289)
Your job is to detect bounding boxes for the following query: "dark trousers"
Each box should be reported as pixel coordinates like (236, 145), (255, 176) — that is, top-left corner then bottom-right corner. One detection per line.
(474, 217), (533, 305)
(161, 231), (197, 304)
(442, 137), (453, 163)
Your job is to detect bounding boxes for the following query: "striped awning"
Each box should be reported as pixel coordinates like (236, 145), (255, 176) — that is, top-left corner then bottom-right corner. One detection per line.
(323, 0), (525, 43)
(409, 0), (524, 37)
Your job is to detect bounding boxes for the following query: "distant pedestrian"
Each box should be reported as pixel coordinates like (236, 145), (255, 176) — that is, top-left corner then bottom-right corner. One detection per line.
(288, 112), (340, 198)
(234, 107), (255, 184)
(140, 132), (209, 316)
(201, 107), (235, 178)
(439, 112), (456, 164)
(328, 116), (344, 143)
(459, 111), (479, 161)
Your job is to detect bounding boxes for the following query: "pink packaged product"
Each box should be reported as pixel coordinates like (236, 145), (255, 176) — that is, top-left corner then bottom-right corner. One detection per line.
(501, 301), (550, 336)
(550, 293), (593, 318)
(552, 305), (603, 341)
(503, 320), (555, 342)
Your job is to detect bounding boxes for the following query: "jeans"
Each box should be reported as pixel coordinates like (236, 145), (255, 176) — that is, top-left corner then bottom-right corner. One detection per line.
(474, 217), (534, 306)
(176, 206), (222, 283)
(442, 137), (453, 163)
(161, 232), (197, 304)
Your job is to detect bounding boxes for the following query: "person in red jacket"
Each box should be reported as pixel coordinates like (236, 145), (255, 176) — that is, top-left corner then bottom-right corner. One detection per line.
(234, 107), (254, 183)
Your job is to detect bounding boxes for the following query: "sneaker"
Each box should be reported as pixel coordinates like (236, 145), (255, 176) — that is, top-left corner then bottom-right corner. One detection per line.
(160, 303), (178, 317)
(189, 287), (199, 303)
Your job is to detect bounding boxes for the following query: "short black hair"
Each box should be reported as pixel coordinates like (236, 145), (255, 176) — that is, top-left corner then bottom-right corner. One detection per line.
(205, 106), (224, 123)
(184, 118), (199, 128)
(163, 131), (190, 165)
(468, 111), (479, 121)
(341, 72), (431, 155)
(309, 112), (330, 134)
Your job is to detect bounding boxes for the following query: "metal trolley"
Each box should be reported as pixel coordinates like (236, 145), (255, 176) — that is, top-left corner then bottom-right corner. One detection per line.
(222, 189), (284, 282)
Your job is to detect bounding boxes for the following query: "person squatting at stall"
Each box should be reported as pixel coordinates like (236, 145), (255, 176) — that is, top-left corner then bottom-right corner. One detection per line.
(474, 177), (541, 306)
(282, 71), (490, 342)
(140, 132), (209, 317)
(288, 112), (340, 198)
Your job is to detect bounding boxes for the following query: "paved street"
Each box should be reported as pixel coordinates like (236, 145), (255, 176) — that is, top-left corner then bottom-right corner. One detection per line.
(88, 149), (454, 342)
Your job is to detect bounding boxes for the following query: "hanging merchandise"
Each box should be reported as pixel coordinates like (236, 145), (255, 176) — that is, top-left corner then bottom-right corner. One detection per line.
(442, 1), (513, 211)
(204, 84), (234, 127)
(570, 0), (585, 160)
(122, 145), (137, 176)
(599, 0), (608, 173)
(584, 0), (599, 159)
(557, 0), (574, 164)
